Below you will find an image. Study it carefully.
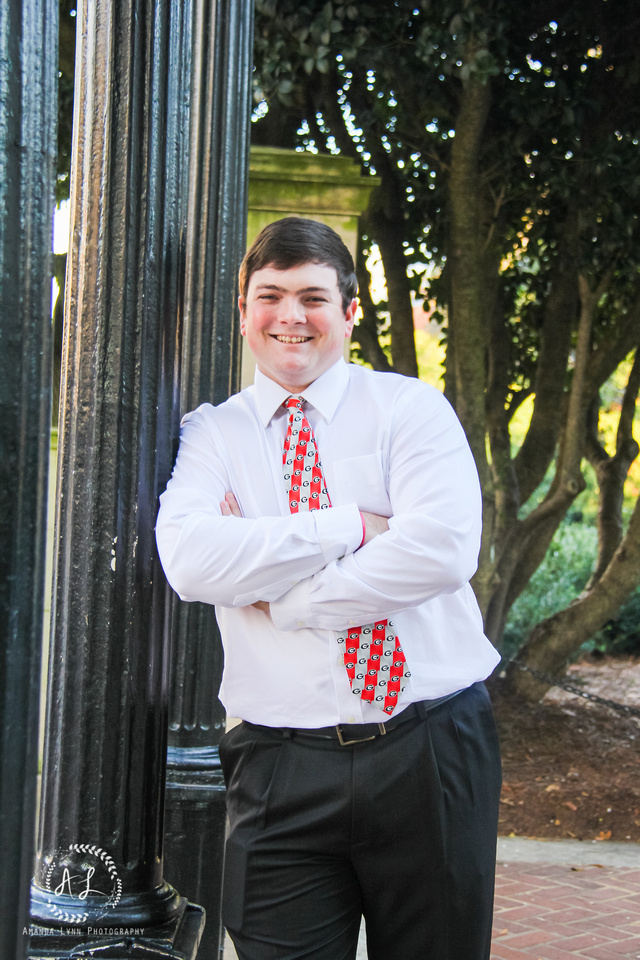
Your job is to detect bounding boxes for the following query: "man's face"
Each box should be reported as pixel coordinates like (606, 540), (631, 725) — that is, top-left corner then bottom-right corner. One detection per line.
(239, 262), (357, 393)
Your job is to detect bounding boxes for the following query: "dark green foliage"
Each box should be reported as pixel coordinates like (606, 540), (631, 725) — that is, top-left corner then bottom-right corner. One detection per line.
(590, 586), (640, 655)
(502, 522), (597, 658)
(504, 517), (640, 659)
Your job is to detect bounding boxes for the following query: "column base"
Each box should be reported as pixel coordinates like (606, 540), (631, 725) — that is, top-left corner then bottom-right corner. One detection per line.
(165, 746), (227, 960)
(26, 898), (205, 959)
(30, 879), (185, 931)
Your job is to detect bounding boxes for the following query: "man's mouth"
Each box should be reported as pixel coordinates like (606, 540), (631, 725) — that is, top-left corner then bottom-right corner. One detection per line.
(271, 335), (312, 343)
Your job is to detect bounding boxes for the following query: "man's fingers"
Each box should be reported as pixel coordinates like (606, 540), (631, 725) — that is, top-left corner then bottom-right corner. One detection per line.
(252, 600), (270, 614)
(360, 511), (390, 545)
(220, 491), (242, 517)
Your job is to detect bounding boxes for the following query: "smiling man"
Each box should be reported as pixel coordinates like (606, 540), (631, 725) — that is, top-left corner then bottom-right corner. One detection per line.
(156, 217), (501, 960)
(239, 260), (357, 392)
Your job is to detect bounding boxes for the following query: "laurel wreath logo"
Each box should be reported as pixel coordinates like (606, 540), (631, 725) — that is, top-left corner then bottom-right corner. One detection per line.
(44, 843), (122, 923)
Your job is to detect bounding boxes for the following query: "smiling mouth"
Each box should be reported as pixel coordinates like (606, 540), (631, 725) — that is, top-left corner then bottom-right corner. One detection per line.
(271, 335), (312, 343)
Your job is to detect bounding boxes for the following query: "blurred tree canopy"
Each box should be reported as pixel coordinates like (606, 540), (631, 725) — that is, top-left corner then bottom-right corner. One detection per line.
(57, 0), (640, 699)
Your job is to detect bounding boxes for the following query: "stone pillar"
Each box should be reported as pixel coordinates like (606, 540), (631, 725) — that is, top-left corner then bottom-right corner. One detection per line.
(0, 1), (56, 957)
(163, 3), (254, 959)
(28, 0), (211, 955)
(242, 147), (379, 387)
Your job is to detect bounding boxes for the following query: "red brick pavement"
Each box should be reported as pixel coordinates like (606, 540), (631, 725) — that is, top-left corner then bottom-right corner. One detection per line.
(492, 862), (640, 959)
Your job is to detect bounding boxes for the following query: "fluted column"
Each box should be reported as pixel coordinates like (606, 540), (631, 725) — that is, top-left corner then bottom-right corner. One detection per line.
(28, 0), (204, 955)
(0, 1), (56, 957)
(163, 2), (254, 958)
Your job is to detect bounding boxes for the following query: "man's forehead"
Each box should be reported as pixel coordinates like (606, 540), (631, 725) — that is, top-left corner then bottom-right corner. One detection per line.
(248, 262), (340, 293)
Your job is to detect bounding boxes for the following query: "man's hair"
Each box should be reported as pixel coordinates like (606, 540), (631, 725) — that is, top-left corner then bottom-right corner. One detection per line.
(239, 217), (358, 312)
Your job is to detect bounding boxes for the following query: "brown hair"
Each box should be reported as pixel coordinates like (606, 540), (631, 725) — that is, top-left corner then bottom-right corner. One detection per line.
(239, 217), (358, 312)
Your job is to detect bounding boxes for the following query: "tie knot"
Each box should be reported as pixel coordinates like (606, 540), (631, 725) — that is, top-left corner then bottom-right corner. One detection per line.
(284, 396), (304, 411)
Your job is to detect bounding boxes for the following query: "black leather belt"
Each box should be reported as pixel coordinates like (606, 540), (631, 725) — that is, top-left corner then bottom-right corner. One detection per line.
(243, 692), (460, 746)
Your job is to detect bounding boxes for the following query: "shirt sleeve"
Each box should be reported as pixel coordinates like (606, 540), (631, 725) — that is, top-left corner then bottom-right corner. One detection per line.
(155, 407), (363, 606)
(269, 388), (482, 631)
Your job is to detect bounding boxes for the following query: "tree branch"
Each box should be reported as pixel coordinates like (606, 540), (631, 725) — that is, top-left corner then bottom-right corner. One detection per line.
(514, 213), (579, 503)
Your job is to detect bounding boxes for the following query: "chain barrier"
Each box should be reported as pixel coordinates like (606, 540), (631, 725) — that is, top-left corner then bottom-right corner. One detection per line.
(504, 658), (640, 719)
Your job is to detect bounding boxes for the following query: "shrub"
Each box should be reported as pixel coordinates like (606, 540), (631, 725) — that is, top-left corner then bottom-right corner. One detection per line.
(502, 519), (640, 659)
(502, 522), (597, 658)
(588, 584), (640, 656)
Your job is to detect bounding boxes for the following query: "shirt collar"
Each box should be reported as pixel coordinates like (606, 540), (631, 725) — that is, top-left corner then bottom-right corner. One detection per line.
(253, 358), (350, 428)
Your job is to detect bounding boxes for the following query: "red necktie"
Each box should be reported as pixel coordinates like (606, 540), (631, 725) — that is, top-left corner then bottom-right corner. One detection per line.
(283, 396), (410, 715)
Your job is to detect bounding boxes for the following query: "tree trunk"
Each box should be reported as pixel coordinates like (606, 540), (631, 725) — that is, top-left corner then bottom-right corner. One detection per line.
(365, 161), (419, 378)
(484, 268), (598, 641)
(447, 62), (493, 611)
(586, 348), (640, 586)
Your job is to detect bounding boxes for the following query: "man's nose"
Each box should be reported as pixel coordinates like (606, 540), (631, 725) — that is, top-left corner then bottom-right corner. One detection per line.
(278, 297), (306, 323)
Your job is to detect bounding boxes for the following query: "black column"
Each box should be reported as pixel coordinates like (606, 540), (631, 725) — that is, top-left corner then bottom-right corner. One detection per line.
(163, 2), (254, 958)
(28, 0), (206, 955)
(0, 1), (56, 958)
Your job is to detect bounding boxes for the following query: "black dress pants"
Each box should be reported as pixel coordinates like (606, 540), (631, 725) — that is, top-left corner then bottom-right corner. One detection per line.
(219, 682), (502, 960)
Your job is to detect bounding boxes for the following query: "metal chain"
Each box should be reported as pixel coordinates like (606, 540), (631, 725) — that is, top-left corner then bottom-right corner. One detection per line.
(505, 658), (640, 719)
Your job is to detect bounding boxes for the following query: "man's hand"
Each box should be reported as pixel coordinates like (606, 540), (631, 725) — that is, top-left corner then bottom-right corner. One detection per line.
(360, 511), (389, 545)
(220, 491), (242, 517)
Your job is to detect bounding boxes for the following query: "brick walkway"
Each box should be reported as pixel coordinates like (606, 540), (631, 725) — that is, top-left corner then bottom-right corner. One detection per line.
(492, 861), (640, 960)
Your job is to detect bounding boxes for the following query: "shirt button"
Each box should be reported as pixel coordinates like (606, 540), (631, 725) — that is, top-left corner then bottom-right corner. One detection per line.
(347, 715), (356, 723)
(337, 655), (343, 665)
(296, 620), (304, 627)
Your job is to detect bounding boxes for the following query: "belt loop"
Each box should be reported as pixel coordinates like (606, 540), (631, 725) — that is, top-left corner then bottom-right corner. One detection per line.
(415, 699), (429, 721)
(281, 728), (293, 739)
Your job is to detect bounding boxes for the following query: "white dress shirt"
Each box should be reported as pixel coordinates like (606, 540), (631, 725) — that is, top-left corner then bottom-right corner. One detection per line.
(156, 358), (500, 726)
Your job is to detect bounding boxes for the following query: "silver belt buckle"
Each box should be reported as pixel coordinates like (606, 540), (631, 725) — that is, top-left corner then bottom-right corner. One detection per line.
(335, 723), (387, 746)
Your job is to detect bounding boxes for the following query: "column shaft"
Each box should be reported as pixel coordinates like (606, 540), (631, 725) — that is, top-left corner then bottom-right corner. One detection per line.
(163, 2), (254, 958)
(29, 0), (203, 954)
(0, 1), (56, 957)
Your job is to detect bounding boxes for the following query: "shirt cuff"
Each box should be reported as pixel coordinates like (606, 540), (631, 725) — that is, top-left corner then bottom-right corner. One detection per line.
(269, 503), (362, 630)
(270, 577), (313, 631)
(313, 502), (363, 564)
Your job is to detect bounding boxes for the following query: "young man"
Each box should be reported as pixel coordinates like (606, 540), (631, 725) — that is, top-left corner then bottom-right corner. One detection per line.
(156, 217), (502, 960)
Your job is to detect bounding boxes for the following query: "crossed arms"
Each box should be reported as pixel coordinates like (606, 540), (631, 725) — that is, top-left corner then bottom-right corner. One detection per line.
(156, 385), (482, 632)
(219, 491), (389, 615)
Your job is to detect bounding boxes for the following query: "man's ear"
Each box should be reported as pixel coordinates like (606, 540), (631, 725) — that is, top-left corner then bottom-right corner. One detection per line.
(238, 295), (246, 336)
(344, 298), (358, 337)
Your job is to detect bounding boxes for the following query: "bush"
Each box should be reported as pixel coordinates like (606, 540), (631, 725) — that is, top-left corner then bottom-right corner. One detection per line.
(502, 522), (597, 658)
(502, 519), (640, 659)
(588, 584), (640, 656)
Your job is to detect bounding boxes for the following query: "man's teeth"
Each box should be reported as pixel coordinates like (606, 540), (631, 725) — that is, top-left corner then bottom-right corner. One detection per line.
(274, 335), (311, 343)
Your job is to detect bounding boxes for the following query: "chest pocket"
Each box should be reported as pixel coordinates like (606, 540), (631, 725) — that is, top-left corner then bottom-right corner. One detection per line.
(330, 453), (391, 516)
